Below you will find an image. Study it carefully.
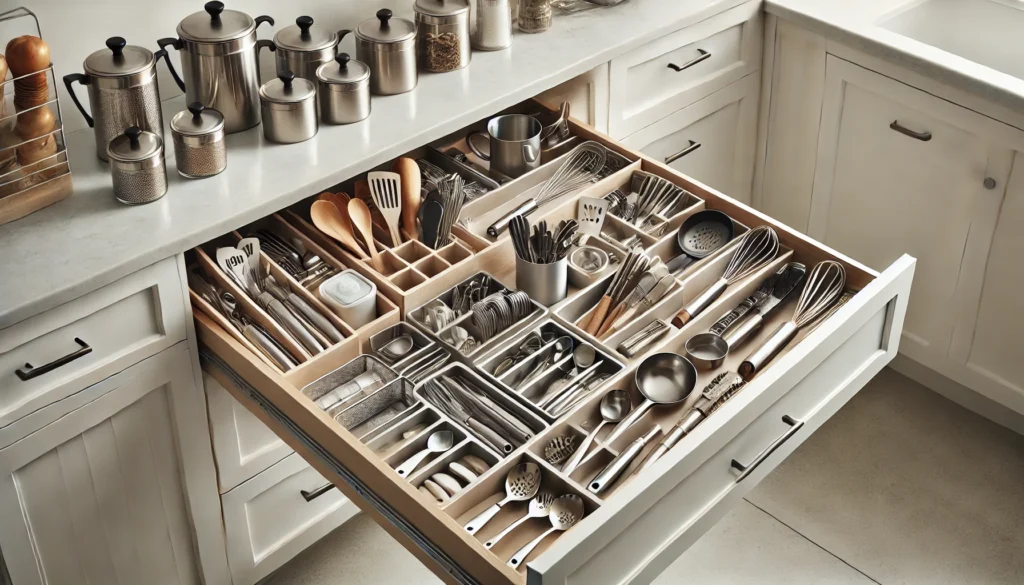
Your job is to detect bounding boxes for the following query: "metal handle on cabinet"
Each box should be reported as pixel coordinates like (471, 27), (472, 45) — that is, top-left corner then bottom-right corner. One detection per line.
(730, 415), (803, 482)
(15, 337), (92, 381)
(889, 120), (931, 142)
(300, 483), (336, 501)
(664, 140), (701, 164)
(667, 48), (710, 72)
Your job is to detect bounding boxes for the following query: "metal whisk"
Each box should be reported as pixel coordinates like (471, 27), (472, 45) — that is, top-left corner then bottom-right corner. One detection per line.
(672, 226), (781, 326)
(486, 141), (608, 237)
(738, 260), (846, 381)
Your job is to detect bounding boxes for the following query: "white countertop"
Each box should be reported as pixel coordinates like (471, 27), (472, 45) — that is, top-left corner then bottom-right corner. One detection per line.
(0, 0), (746, 329)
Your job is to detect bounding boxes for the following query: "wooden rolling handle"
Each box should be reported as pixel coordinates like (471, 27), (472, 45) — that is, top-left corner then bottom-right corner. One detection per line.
(584, 295), (614, 336)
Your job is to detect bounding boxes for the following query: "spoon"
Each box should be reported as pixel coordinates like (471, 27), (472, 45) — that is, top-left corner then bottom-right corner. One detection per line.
(507, 494), (585, 567)
(484, 492), (555, 549)
(464, 462), (541, 534)
(378, 334), (414, 362)
(310, 200), (369, 261)
(394, 430), (454, 477)
(536, 343), (598, 410)
(562, 389), (632, 474)
(515, 336), (573, 390)
(603, 353), (697, 445)
(348, 197), (385, 273)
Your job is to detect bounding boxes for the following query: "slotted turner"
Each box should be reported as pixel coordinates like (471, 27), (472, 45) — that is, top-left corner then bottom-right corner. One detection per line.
(367, 171), (403, 247)
(577, 196), (609, 237)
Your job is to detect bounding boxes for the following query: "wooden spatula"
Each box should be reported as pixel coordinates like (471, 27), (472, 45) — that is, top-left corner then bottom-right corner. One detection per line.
(393, 158), (422, 240)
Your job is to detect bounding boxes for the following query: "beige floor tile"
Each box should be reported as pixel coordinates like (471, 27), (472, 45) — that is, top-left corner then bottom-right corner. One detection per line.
(747, 368), (1024, 585)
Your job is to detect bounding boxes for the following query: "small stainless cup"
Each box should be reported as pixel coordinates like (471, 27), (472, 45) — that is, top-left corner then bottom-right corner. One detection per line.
(467, 114), (541, 179)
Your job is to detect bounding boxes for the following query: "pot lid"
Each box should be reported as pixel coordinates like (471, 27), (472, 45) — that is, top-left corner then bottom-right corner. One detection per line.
(84, 37), (155, 77)
(414, 0), (470, 18)
(108, 127), (163, 162)
(274, 16), (339, 52)
(178, 1), (264, 43)
(171, 102), (225, 136)
(260, 72), (316, 104)
(356, 9), (415, 44)
(316, 53), (369, 85)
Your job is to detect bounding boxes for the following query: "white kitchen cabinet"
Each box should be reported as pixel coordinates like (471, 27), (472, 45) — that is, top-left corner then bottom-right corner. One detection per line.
(535, 64), (610, 133)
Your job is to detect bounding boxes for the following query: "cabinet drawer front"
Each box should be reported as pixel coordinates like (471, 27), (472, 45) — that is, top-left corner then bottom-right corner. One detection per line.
(222, 452), (358, 585)
(609, 1), (761, 138)
(0, 257), (185, 435)
(623, 74), (759, 204)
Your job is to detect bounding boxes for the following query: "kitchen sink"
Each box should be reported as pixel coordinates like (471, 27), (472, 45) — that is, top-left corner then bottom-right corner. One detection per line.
(880, 0), (1024, 81)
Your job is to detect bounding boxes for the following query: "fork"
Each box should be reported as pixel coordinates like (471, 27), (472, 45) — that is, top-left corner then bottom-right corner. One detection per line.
(367, 171), (403, 247)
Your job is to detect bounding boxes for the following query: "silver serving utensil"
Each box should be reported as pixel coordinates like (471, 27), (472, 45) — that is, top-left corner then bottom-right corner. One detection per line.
(562, 389), (631, 474)
(588, 425), (662, 495)
(543, 435), (578, 467)
(516, 336), (573, 390)
(379, 334), (415, 362)
(485, 492), (555, 550)
(604, 353), (697, 445)
(508, 494), (585, 567)
(394, 430), (454, 477)
(464, 462), (541, 534)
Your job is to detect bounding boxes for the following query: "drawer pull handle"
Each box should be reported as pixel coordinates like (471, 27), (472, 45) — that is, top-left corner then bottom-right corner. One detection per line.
(667, 48), (711, 72)
(300, 483), (336, 502)
(730, 415), (803, 482)
(664, 140), (701, 165)
(15, 337), (92, 381)
(889, 120), (931, 142)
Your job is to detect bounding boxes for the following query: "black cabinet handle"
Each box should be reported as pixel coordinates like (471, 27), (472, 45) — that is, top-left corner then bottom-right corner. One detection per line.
(665, 139), (701, 164)
(16, 338), (92, 381)
(730, 415), (803, 482)
(889, 120), (931, 142)
(300, 483), (336, 501)
(667, 49), (710, 72)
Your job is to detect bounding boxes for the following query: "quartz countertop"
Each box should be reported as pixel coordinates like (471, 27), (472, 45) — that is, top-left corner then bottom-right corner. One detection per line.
(0, 0), (746, 329)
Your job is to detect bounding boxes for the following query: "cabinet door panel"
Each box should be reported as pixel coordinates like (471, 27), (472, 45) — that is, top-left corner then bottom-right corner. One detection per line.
(535, 64), (609, 133)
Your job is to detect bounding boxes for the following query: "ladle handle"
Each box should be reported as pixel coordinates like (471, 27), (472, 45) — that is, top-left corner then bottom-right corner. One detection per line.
(589, 426), (662, 495)
(604, 399), (653, 445)
(394, 447), (434, 477)
(508, 527), (557, 568)
(464, 501), (504, 534)
(467, 418), (512, 454)
(562, 420), (607, 475)
(485, 511), (532, 549)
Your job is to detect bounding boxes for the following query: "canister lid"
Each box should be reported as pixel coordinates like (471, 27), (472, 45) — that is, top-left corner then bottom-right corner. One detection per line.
(171, 102), (225, 136)
(84, 37), (155, 77)
(274, 16), (340, 52)
(414, 0), (470, 18)
(356, 9), (416, 44)
(316, 53), (370, 86)
(178, 1), (265, 43)
(108, 127), (163, 162)
(320, 270), (375, 307)
(259, 71), (317, 104)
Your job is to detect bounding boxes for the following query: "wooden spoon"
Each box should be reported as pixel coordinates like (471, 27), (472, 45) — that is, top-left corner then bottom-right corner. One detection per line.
(355, 179), (388, 233)
(309, 200), (369, 260)
(319, 191), (351, 211)
(348, 198), (385, 273)
(393, 157), (422, 240)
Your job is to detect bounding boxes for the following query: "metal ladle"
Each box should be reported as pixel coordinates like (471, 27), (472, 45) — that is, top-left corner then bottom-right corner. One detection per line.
(378, 334), (414, 363)
(562, 389), (632, 474)
(603, 353), (697, 445)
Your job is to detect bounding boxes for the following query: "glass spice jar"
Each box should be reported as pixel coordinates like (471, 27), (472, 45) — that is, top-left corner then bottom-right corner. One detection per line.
(518, 0), (552, 33)
(414, 0), (472, 72)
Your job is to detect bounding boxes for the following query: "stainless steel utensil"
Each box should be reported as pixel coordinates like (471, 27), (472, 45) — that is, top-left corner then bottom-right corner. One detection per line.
(467, 114), (542, 179)
(434, 173), (467, 249)
(394, 430), (454, 477)
(378, 334), (414, 362)
(665, 210), (735, 274)
(485, 492), (555, 549)
(464, 462), (541, 534)
(508, 494), (584, 567)
(604, 353), (697, 445)
(617, 320), (671, 358)
(709, 262), (808, 350)
(493, 332), (545, 377)
(515, 336), (572, 390)
(562, 389), (631, 474)
(588, 425), (661, 495)
(684, 332), (728, 370)
(543, 435), (579, 467)
(368, 171), (404, 246)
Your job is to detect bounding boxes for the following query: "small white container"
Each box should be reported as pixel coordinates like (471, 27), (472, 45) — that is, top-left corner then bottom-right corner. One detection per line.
(319, 270), (377, 329)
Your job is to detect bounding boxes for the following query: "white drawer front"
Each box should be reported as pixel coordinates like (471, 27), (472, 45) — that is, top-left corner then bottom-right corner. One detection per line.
(222, 452), (358, 585)
(0, 257), (185, 440)
(609, 1), (761, 138)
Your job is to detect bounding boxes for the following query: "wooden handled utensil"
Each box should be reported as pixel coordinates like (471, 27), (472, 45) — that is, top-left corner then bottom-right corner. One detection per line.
(393, 157), (422, 239)
(309, 200), (370, 260)
(348, 198), (385, 272)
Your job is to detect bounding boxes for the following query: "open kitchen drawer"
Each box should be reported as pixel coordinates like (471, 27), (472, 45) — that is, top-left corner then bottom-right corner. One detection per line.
(195, 120), (914, 584)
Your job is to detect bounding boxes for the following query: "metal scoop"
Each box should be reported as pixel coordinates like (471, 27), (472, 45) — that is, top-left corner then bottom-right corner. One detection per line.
(394, 430), (454, 477)
(604, 353), (697, 445)
(508, 494), (585, 567)
(464, 462), (541, 534)
(665, 210), (734, 275)
(562, 389), (632, 474)
(485, 492), (555, 549)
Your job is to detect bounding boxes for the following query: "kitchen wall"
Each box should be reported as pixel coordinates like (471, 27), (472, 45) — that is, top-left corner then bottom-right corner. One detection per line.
(2, 0), (397, 133)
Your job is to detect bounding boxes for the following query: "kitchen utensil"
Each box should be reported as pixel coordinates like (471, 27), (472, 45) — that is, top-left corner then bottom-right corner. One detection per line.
(485, 492), (555, 549)
(543, 435), (578, 466)
(583, 249), (652, 336)
(710, 263), (791, 336)
(107, 127), (168, 205)
(562, 389), (631, 474)
(588, 425), (662, 495)
(605, 353), (697, 445)
(672, 226), (781, 327)
(541, 101), (572, 149)
(545, 369), (610, 417)
(467, 114), (542, 179)
(319, 270), (378, 329)
(260, 72), (318, 144)
(471, 0), (514, 50)
(507, 494), (584, 567)
(264, 274), (344, 343)
(379, 334), (415, 362)
(638, 372), (745, 472)
(368, 171), (404, 246)
(395, 430), (455, 477)
(493, 332), (545, 377)
(598, 263), (671, 339)
(421, 374), (535, 453)
(157, 1), (275, 133)
(394, 157), (422, 238)
(310, 199), (370, 260)
(617, 319), (671, 358)
(464, 462), (541, 534)
(515, 336), (572, 390)
(170, 102), (226, 178)
(414, 0), (471, 72)
(487, 141), (608, 237)
(423, 479), (450, 502)
(244, 262), (323, 357)
(419, 199), (445, 249)
(348, 198), (386, 272)
(316, 53), (372, 124)
(63, 36), (164, 162)
(449, 461), (479, 484)
(536, 344), (597, 409)
(470, 289), (536, 342)
(709, 262), (808, 350)
(273, 15), (341, 82)
(435, 174), (467, 248)
(577, 196), (608, 237)
(460, 455), (491, 475)
(353, 9), (418, 95)
(739, 261), (846, 381)
(404, 347), (451, 383)
(432, 472), (464, 495)
(665, 210), (735, 275)
(685, 332), (729, 370)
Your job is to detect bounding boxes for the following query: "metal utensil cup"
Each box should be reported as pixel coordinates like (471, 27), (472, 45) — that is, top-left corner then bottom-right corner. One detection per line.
(516, 256), (568, 307)
(467, 114), (542, 179)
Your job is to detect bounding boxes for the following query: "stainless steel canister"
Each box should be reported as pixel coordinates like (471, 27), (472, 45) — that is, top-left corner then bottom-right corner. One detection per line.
(107, 127), (168, 204)
(470, 0), (513, 50)
(157, 1), (275, 134)
(414, 0), (471, 73)
(316, 54), (371, 125)
(273, 16), (342, 82)
(354, 9), (417, 95)
(170, 102), (226, 178)
(515, 256), (567, 307)
(260, 72), (318, 144)
(63, 37), (164, 162)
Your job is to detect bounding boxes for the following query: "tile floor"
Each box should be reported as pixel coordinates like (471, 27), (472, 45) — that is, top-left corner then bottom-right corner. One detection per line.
(263, 369), (1024, 585)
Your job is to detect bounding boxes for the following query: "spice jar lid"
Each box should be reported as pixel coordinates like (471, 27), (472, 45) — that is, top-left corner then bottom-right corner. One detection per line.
(84, 37), (155, 77)
(178, 1), (266, 43)
(414, 0), (470, 18)
(356, 9), (416, 44)
(171, 102), (225, 136)
(316, 53), (370, 86)
(274, 16), (340, 52)
(260, 71), (317, 104)
(108, 126), (163, 163)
